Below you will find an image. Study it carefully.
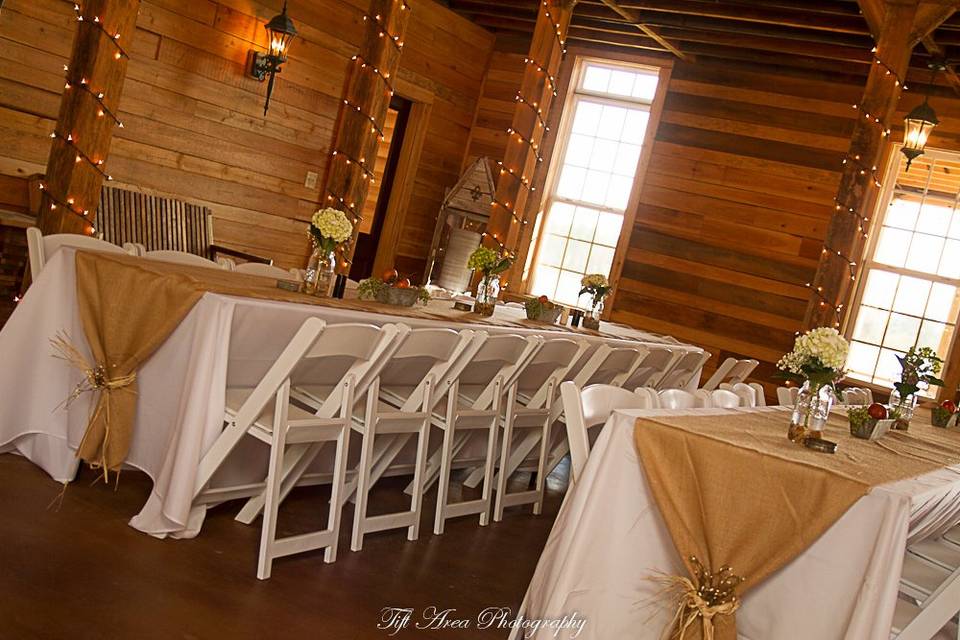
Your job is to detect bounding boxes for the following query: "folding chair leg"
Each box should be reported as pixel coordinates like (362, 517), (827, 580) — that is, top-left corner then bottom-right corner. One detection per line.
(257, 386), (290, 581)
(533, 421), (551, 516)
(494, 412), (515, 523)
(407, 421), (430, 541)
(479, 415), (499, 527)
(326, 425), (349, 563)
(433, 424), (456, 536)
(350, 425), (376, 552)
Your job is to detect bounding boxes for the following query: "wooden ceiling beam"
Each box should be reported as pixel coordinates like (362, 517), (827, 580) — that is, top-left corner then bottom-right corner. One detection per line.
(583, 0), (871, 34)
(598, 0), (690, 60)
(912, 1), (960, 42)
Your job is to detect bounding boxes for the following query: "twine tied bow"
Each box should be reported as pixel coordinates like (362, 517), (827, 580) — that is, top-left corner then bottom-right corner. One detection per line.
(656, 556), (744, 640)
(51, 332), (136, 479)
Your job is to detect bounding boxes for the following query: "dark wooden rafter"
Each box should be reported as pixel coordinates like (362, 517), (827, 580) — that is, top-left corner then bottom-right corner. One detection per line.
(38, 0), (141, 236)
(326, 0), (411, 274)
(482, 0), (576, 289)
(598, 0), (689, 60)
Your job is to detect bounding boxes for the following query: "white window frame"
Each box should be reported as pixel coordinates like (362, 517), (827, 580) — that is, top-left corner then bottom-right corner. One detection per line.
(525, 56), (663, 309)
(845, 145), (960, 396)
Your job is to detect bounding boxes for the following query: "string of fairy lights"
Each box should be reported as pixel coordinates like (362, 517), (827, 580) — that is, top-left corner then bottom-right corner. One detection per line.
(484, 2), (567, 273)
(325, 0), (411, 267)
(806, 45), (908, 329)
(37, 2), (129, 234)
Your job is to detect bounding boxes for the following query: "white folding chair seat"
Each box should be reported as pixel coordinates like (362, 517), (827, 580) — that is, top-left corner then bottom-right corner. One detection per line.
(144, 249), (226, 269)
(348, 328), (476, 551)
(561, 382), (654, 485)
(494, 338), (585, 521)
(901, 553), (952, 602)
(234, 262), (293, 279)
(777, 386), (800, 406)
(26, 226), (132, 278)
(658, 388), (709, 409)
(621, 346), (680, 390)
(430, 334), (542, 534)
(658, 350), (711, 390)
(191, 320), (405, 578)
(700, 357), (759, 391)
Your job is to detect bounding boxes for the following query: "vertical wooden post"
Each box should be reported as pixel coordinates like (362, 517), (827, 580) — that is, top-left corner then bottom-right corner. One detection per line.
(483, 0), (576, 291)
(37, 0), (140, 236)
(803, 0), (918, 329)
(326, 0), (411, 275)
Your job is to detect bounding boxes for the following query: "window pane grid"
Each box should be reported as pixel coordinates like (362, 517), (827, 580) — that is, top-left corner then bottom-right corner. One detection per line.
(848, 151), (960, 394)
(531, 60), (659, 309)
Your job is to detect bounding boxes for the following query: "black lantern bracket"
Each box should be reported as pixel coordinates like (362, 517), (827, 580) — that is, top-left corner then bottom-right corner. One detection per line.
(247, 2), (298, 116)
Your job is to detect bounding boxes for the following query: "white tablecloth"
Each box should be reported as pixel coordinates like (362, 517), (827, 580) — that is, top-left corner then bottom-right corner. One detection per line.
(521, 406), (960, 639)
(0, 249), (702, 538)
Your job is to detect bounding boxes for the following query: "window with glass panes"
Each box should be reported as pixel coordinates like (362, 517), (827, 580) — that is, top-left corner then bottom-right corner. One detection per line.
(846, 149), (960, 394)
(530, 59), (659, 308)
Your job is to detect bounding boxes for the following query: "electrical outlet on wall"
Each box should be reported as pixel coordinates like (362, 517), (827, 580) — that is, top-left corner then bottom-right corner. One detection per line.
(304, 171), (318, 189)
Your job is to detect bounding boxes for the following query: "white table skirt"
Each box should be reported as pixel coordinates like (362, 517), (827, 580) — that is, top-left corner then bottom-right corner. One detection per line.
(521, 406), (960, 640)
(0, 248), (703, 538)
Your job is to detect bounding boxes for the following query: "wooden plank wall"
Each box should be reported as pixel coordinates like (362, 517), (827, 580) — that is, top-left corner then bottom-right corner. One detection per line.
(0, 0), (493, 270)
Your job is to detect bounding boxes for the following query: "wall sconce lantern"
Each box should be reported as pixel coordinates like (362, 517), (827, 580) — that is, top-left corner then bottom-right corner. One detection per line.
(249, 2), (298, 116)
(902, 61), (945, 170)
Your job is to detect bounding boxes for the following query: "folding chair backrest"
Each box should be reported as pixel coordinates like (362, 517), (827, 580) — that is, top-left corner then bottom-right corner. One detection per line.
(701, 357), (759, 391)
(296, 322), (409, 417)
(623, 345), (679, 390)
(710, 388), (742, 408)
(516, 338), (588, 408)
(27, 226), (129, 278)
(658, 388), (707, 410)
(561, 381), (652, 485)
(777, 386), (800, 406)
(659, 350), (710, 390)
(378, 328), (475, 412)
(572, 343), (645, 387)
(144, 249), (224, 269)
(842, 387), (874, 405)
(458, 334), (541, 410)
(728, 382), (758, 407)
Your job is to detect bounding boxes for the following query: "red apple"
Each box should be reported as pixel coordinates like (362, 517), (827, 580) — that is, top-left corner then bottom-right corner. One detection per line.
(382, 268), (398, 283)
(867, 403), (888, 420)
(942, 400), (958, 414)
(395, 278), (411, 289)
(538, 295), (549, 303)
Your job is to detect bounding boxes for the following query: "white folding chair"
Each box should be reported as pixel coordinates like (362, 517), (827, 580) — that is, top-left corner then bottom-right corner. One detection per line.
(190, 320), (403, 579)
(620, 345), (680, 390)
(749, 382), (768, 407)
(26, 226), (132, 278)
(700, 358), (759, 391)
(658, 350), (711, 390)
(560, 382), (654, 486)
(842, 387), (874, 405)
(348, 328), (475, 551)
(432, 334), (542, 534)
(710, 388), (743, 408)
(777, 386), (800, 406)
(234, 262), (293, 279)
(895, 547), (960, 639)
(144, 249), (227, 269)
(658, 388), (710, 409)
(570, 342), (647, 389)
(718, 382), (758, 407)
(494, 338), (584, 521)
(228, 323), (408, 527)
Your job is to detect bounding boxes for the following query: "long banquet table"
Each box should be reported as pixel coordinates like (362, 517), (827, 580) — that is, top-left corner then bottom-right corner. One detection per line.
(0, 248), (703, 538)
(520, 406), (960, 640)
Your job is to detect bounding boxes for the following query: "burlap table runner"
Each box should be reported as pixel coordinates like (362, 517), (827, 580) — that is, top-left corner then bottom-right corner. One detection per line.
(633, 408), (960, 640)
(69, 250), (643, 472)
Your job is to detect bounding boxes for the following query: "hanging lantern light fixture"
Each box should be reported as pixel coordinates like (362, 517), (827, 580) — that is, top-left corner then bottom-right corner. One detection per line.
(902, 61), (945, 170)
(248, 2), (298, 116)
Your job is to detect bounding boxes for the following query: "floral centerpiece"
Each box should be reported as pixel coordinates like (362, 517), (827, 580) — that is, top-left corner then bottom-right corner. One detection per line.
(932, 400), (957, 428)
(890, 346), (944, 430)
(776, 327), (849, 443)
(524, 295), (562, 323)
(304, 207), (353, 297)
(467, 246), (512, 317)
(357, 268), (430, 307)
(579, 274), (610, 330)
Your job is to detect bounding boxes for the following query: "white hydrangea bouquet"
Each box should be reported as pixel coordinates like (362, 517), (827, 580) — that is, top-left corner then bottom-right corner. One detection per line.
(579, 273), (610, 308)
(309, 207), (353, 253)
(777, 327), (849, 388)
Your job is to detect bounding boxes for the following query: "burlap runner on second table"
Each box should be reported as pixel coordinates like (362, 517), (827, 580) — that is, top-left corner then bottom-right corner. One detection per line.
(633, 408), (960, 640)
(70, 250), (641, 473)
